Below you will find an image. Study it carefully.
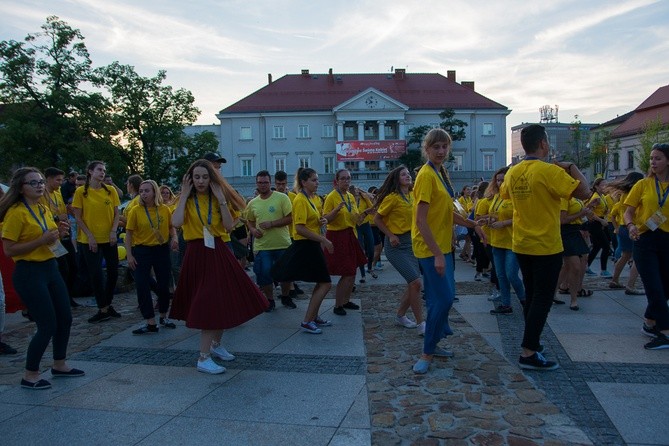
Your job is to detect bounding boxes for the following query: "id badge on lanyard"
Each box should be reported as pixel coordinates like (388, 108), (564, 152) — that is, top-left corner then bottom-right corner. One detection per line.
(49, 240), (69, 257)
(203, 226), (215, 249)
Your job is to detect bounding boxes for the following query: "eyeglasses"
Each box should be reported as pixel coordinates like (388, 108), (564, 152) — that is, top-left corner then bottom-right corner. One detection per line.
(23, 180), (46, 187)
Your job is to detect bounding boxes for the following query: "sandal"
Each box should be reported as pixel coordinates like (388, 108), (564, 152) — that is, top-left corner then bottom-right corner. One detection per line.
(558, 287), (570, 295)
(570, 305), (580, 311)
(577, 289), (593, 297)
(370, 271), (378, 279)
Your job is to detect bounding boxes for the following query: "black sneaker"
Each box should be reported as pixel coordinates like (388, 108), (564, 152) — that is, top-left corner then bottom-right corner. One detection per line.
(132, 324), (159, 335)
(333, 306), (346, 316)
(107, 306), (122, 318)
(265, 299), (276, 312)
(342, 301), (359, 310)
(642, 323), (659, 338)
(280, 295), (297, 309)
(518, 352), (559, 371)
(0, 341), (17, 355)
(644, 333), (669, 350)
(88, 310), (111, 323)
(160, 318), (177, 329)
(490, 305), (513, 315)
(293, 284), (305, 295)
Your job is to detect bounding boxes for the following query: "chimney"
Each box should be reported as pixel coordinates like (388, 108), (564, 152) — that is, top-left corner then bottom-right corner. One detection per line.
(447, 70), (456, 82)
(461, 81), (475, 90)
(301, 69), (310, 77)
(394, 68), (406, 79)
(328, 67), (334, 83)
(268, 73), (272, 84)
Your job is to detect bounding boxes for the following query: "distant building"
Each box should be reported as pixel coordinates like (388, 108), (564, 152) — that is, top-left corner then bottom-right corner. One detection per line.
(511, 122), (598, 166)
(186, 68), (510, 196)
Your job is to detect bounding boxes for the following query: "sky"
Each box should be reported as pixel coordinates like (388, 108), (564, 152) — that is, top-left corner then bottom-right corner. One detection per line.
(2, 0), (668, 152)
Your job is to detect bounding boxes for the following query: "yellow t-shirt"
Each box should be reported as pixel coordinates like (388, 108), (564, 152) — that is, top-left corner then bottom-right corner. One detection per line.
(488, 194), (514, 250)
(356, 195), (374, 225)
(39, 189), (67, 219)
(561, 198), (586, 226)
(2, 202), (57, 262)
(72, 186), (120, 244)
(180, 193), (231, 241)
(500, 160), (579, 255)
(458, 196), (473, 213)
(126, 204), (172, 246)
(624, 176), (669, 233)
(475, 197), (492, 241)
(411, 164), (454, 258)
(376, 192), (413, 235)
(324, 189), (359, 231)
(246, 191), (292, 251)
(292, 191), (322, 241)
(609, 195), (625, 226)
(587, 192), (611, 218)
(123, 195), (140, 217)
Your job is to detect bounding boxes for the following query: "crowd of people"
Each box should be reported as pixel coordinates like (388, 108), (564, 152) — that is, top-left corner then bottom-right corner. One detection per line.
(1, 130), (668, 387)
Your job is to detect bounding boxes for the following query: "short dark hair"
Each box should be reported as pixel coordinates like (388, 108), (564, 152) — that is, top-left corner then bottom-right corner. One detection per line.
(44, 167), (65, 178)
(274, 170), (288, 182)
(520, 124), (547, 154)
(255, 170), (271, 181)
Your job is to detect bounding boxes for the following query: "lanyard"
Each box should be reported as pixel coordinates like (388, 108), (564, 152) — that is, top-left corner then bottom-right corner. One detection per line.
(144, 205), (160, 229)
(338, 190), (352, 212)
(656, 176), (669, 208)
(46, 191), (59, 211)
(399, 191), (411, 204)
(22, 199), (48, 233)
(426, 161), (454, 198)
(491, 194), (504, 213)
(301, 190), (318, 213)
(194, 193), (212, 226)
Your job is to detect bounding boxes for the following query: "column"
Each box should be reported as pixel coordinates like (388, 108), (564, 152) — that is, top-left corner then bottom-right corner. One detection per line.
(337, 121), (346, 169)
(378, 120), (387, 171)
(357, 121), (365, 171)
(398, 120), (407, 140)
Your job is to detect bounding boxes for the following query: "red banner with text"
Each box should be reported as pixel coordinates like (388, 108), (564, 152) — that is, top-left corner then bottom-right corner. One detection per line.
(336, 140), (407, 161)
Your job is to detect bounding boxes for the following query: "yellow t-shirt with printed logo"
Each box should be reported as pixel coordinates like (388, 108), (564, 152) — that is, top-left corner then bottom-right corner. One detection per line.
(324, 189), (358, 231)
(488, 194), (514, 250)
(624, 177), (669, 233)
(292, 192), (322, 241)
(72, 186), (120, 244)
(500, 160), (579, 255)
(376, 192), (413, 235)
(126, 204), (172, 246)
(39, 189), (67, 219)
(2, 202), (57, 262)
(411, 164), (454, 258)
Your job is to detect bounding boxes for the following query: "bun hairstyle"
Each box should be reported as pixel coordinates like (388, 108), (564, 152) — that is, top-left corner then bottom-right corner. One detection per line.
(297, 168), (317, 191)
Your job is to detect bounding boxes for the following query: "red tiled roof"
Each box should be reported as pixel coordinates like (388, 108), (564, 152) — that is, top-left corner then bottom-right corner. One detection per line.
(612, 85), (669, 137)
(219, 72), (507, 114)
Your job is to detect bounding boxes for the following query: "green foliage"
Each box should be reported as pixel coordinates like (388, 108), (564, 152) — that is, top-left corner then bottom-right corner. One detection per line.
(438, 108), (468, 141)
(588, 129), (615, 177)
(169, 131), (219, 188)
(398, 149), (423, 173)
(406, 125), (432, 149)
(565, 117), (591, 169)
(637, 116), (668, 173)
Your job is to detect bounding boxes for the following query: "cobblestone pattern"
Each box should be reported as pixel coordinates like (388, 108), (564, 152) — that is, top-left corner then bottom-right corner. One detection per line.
(362, 284), (592, 446)
(73, 346), (366, 375)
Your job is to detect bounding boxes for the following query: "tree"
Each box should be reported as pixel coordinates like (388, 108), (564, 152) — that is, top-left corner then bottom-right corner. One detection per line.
(0, 16), (112, 175)
(588, 129), (615, 178)
(93, 62), (201, 185)
(438, 108), (468, 141)
(636, 116), (668, 174)
(566, 116), (591, 169)
(168, 131), (219, 187)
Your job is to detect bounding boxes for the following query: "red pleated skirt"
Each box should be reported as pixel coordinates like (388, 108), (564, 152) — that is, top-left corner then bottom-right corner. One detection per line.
(0, 243), (23, 313)
(170, 238), (269, 330)
(324, 227), (367, 276)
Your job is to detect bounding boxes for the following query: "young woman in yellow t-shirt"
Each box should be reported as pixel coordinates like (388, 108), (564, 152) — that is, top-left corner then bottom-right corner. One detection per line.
(412, 129), (484, 374)
(374, 165), (424, 333)
(72, 161), (121, 324)
(170, 159), (268, 374)
(585, 178), (613, 277)
(322, 169), (367, 316)
(125, 180), (179, 335)
(0, 167), (84, 389)
(350, 185), (376, 282)
(271, 168), (334, 334)
(624, 143), (669, 350)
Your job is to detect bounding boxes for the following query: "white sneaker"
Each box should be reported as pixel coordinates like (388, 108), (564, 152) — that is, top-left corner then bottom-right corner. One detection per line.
(210, 345), (235, 361)
(417, 321), (426, 337)
(396, 315), (417, 328)
(197, 357), (226, 374)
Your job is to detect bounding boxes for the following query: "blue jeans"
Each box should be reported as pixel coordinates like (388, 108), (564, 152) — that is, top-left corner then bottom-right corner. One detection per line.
(633, 230), (669, 330)
(357, 222), (374, 275)
(253, 248), (287, 287)
(492, 247), (525, 306)
(418, 254), (455, 355)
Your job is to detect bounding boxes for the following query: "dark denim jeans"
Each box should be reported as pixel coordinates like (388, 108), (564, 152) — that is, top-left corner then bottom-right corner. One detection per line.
(79, 242), (118, 309)
(633, 230), (669, 331)
(132, 244), (172, 320)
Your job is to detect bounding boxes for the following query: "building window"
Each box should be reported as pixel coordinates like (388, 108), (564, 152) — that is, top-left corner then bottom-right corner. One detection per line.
(483, 123), (494, 136)
(344, 124), (356, 140)
(322, 125), (334, 138)
(384, 124), (396, 139)
(273, 156), (286, 173)
(613, 152), (620, 171)
(366, 161), (379, 171)
(344, 161), (358, 172)
(240, 126), (252, 140)
(385, 160), (398, 171)
(272, 126), (285, 139)
(241, 158), (253, 177)
(364, 123), (378, 139)
(298, 125), (310, 139)
(323, 155), (335, 174)
(298, 155), (311, 168)
(627, 151), (634, 169)
(483, 153), (494, 171)
(451, 154), (464, 171)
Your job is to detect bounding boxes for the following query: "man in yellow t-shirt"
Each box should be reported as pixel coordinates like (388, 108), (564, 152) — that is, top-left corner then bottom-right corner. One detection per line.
(247, 171), (293, 311)
(501, 124), (590, 371)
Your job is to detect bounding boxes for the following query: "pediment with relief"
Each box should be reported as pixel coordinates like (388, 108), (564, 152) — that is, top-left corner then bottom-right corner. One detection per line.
(333, 88), (408, 112)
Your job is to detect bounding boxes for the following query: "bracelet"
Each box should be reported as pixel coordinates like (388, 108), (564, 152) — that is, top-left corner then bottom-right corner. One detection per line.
(626, 222), (635, 228)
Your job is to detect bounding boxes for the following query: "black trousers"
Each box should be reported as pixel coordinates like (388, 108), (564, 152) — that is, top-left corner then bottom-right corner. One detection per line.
(78, 242), (118, 309)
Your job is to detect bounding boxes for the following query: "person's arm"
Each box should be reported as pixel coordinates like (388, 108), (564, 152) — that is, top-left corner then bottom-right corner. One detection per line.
(110, 207), (119, 245)
(125, 229), (136, 269)
(295, 224), (333, 253)
(210, 183), (233, 232)
(415, 201), (445, 275)
(258, 214), (292, 231)
(2, 230), (59, 258)
(171, 175), (192, 228)
(623, 205), (640, 240)
(323, 202), (345, 223)
(374, 213), (399, 247)
(453, 211), (487, 245)
(556, 162), (590, 200)
(73, 207), (98, 252)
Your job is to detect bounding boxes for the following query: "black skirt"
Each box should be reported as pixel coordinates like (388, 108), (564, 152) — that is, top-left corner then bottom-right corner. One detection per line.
(561, 224), (589, 257)
(271, 239), (331, 283)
